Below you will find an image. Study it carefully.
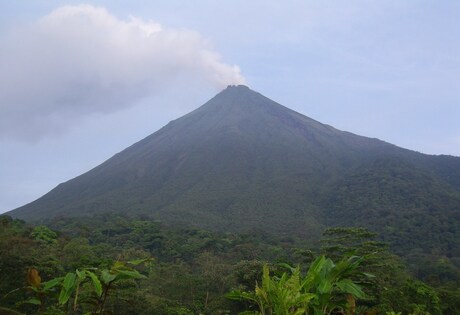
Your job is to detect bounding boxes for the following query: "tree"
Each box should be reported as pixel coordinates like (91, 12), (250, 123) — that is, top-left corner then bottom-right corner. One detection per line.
(30, 226), (58, 244)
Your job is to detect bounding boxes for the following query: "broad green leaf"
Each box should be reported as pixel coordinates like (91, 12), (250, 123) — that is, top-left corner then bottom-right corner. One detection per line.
(278, 262), (296, 273)
(62, 272), (76, 290)
(112, 261), (125, 270)
(59, 289), (72, 305)
(59, 273), (76, 305)
(101, 270), (116, 284)
(114, 269), (146, 280)
(303, 255), (326, 288)
(86, 271), (103, 297)
(76, 269), (86, 280)
(336, 279), (366, 299)
(317, 279), (332, 294)
(43, 277), (63, 290)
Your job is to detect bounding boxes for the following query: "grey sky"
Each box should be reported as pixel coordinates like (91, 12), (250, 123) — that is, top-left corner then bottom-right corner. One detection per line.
(1, 1), (459, 213)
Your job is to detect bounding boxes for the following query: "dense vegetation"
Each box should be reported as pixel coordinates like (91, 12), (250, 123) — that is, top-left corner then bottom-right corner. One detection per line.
(1, 214), (459, 314)
(325, 156), (460, 269)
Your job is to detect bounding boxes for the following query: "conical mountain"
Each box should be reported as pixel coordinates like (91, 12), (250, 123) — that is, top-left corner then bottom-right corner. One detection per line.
(8, 86), (460, 253)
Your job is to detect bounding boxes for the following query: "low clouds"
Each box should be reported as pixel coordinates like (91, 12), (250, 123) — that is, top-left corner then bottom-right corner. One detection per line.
(0, 5), (245, 141)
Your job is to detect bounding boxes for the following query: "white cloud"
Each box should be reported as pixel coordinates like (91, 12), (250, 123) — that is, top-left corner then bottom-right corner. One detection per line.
(0, 4), (245, 141)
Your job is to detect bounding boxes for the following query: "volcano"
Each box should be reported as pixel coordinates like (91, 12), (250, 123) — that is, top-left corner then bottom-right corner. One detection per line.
(8, 85), (460, 255)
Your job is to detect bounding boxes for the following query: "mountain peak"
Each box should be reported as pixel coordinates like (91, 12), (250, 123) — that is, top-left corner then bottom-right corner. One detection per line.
(201, 84), (285, 113)
(216, 84), (262, 101)
(225, 84), (250, 90)
(218, 84), (257, 100)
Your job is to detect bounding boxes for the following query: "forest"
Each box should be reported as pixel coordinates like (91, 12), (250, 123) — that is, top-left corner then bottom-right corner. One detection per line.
(1, 213), (459, 314)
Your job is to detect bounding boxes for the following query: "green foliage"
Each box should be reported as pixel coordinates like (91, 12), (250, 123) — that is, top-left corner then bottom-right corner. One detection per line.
(234, 260), (265, 291)
(0, 216), (63, 312)
(60, 237), (100, 270)
(3, 259), (151, 315)
(436, 286), (460, 314)
(395, 280), (441, 315)
(325, 157), (460, 269)
(228, 255), (370, 315)
(30, 226), (58, 244)
(321, 227), (384, 259)
(1, 215), (458, 314)
(228, 264), (315, 315)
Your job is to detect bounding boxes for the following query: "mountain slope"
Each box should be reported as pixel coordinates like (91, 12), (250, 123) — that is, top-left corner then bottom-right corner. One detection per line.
(8, 85), (460, 253)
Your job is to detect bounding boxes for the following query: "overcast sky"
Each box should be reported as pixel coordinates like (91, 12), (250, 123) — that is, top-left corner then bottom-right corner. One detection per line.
(1, 1), (459, 214)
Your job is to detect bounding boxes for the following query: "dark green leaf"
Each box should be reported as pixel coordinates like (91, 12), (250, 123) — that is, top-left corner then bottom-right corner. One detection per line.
(86, 271), (103, 297)
(43, 277), (63, 290)
(336, 279), (366, 299)
(101, 270), (116, 284)
(59, 273), (76, 305)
